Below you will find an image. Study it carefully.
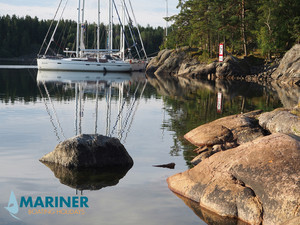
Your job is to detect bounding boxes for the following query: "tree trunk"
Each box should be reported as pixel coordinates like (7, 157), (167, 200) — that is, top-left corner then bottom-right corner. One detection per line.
(241, 0), (247, 56)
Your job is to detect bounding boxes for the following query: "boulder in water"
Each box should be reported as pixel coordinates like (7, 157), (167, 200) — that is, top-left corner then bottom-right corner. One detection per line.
(40, 134), (134, 168)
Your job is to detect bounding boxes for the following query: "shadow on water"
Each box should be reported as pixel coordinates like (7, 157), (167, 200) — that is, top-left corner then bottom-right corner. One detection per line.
(173, 192), (249, 225)
(41, 161), (132, 191)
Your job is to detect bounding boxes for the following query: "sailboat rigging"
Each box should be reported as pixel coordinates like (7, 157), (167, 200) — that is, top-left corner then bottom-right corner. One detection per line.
(37, 0), (148, 72)
(36, 70), (147, 143)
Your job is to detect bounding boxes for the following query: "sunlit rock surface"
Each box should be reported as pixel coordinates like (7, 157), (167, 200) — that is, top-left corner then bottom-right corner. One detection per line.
(40, 134), (133, 168)
(272, 44), (300, 85)
(259, 108), (300, 136)
(184, 112), (265, 147)
(168, 133), (300, 225)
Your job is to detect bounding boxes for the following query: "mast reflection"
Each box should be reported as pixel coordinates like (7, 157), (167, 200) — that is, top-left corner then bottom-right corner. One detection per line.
(37, 70), (146, 193)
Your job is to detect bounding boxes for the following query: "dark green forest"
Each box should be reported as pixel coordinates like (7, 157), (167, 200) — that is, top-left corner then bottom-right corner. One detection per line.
(0, 15), (164, 58)
(164, 0), (300, 59)
(1, 0), (299, 60)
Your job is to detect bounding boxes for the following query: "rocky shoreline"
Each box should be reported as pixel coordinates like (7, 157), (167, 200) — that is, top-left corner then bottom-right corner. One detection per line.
(167, 107), (300, 225)
(146, 44), (300, 86)
(147, 45), (300, 224)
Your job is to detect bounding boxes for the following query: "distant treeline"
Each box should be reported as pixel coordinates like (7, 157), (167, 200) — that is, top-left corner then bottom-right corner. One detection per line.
(164, 0), (300, 59)
(0, 15), (164, 58)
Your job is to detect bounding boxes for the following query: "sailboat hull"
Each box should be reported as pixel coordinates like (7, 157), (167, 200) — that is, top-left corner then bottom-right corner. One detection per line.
(37, 58), (132, 72)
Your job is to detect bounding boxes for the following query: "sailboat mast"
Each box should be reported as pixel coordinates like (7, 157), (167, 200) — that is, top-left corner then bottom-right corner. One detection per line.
(108, 0), (113, 54)
(97, 0), (101, 61)
(80, 0), (86, 57)
(120, 1), (125, 60)
(76, 0), (81, 57)
(128, 0), (148, 60)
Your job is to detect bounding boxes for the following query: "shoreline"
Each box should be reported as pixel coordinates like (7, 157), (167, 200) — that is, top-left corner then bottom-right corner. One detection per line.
(167, 107), (300, 225)
(146, 44), (300, 87)
(162, 44), (300, 224)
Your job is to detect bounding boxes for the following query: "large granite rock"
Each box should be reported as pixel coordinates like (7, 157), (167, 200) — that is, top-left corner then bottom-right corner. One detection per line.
(272, 44), (300, 85)
(184, 111), (265, 147)
(40, 134), (133, 168)
(167, 133), (300, 225)
(258, 108), (300, 136)
(146, 48), (187, 76)
(146, 48), (251, 79)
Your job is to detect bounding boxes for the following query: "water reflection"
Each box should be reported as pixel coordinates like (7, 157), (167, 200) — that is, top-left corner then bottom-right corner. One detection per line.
(147, 73), (300, 164)
(42, 162), (132, 191)
(36, 70), (147, 142)
(174, 193), (249, 225)
(36, 70), (146, 192)
(1, 68), (300, 225)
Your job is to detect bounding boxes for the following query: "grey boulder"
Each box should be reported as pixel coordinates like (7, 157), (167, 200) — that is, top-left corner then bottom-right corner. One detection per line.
(40, 134), (134, 168)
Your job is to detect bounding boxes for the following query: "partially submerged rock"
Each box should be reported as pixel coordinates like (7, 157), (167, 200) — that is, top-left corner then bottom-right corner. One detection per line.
(40, 134), (134, 168)
(167, 133), (300, 225)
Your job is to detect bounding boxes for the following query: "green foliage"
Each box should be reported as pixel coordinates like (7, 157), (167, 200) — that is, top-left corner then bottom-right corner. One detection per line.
(163, 0), (300, 58)
(0, 15), (164, 58)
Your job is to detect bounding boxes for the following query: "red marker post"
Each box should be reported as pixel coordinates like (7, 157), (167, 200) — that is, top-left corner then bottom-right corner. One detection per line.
(219, 43), (224, 62)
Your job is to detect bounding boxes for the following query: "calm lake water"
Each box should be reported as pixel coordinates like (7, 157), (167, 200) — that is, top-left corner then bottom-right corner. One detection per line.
(0, 67), (295, 225)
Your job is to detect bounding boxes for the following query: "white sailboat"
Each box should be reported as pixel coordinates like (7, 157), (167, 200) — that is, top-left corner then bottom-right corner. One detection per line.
(37, 0), (147, 72)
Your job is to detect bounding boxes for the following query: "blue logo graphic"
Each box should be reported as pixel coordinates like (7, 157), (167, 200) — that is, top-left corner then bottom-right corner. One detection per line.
(4, 191), (20, 220)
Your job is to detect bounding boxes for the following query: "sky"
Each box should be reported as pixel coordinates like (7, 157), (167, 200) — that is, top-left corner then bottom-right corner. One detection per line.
(0, 0), (180, 27)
